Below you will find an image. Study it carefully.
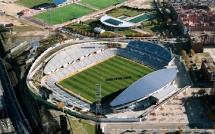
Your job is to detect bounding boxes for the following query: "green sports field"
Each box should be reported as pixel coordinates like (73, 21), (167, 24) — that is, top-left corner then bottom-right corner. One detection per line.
(33, 4), (95, 24)
(58, 56), (153, 103)
(79, 0), (125, 9)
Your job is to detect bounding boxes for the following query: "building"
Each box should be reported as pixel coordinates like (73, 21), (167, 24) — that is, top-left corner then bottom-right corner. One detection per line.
(201, 58), (215, 82)
(110, 68), (177, 112)
(100, 15), (134, 30)
(93, 27), (105, 34)
(28, 40), (174, 112)
(170, 2), (215, 52)
(170, 2), (215, 35)
(189, 31), (215, 53)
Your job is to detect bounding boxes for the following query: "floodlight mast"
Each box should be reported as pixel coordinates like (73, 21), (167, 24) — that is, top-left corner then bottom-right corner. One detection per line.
(95, 84), (102, 116)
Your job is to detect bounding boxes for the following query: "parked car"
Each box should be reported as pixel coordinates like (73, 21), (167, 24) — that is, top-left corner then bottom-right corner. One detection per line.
(0, 10), (5, 15)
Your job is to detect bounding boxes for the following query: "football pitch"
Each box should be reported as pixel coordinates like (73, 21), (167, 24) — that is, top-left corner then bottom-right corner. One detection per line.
(58, 56), (153, 103)
(33, 4), (95, 24)
(79, 0), (126, 9)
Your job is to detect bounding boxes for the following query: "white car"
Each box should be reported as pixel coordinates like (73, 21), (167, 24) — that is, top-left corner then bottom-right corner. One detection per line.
(0, 10), (5, 15)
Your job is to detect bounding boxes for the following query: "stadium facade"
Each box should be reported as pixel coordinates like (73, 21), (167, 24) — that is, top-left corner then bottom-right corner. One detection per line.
(27, 40), (177, 113)
(100, 15), (134, 30)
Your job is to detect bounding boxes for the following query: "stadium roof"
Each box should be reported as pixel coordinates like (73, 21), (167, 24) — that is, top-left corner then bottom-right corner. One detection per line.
(110, 68), (177, 107)
(100, 15), (134, 28)
(152, 86), (175, 100)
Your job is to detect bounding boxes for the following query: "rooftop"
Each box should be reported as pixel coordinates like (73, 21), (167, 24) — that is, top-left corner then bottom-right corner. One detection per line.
(202, 58), (215, 73)
(100, 15), (134, 28)
(110, 68), (177, 107)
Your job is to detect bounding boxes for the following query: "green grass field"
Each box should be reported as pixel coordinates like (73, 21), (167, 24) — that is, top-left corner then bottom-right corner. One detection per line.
(129, 14), (154, 23)
(69, 116), (95, 134)
(17, 0), (53, 8)
(107, 7), (144, 17)
(33, 4), (95, 24)
(58, 56), (153, 103)
(79, 0), (125, 9)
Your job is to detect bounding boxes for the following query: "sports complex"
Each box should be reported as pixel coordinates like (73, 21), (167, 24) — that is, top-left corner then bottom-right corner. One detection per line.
(100, 14), (154, 30)
(27, 40), (178, 115)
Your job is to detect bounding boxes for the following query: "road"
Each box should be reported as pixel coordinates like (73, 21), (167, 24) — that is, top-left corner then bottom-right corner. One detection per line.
(0, 60), (32, 134)
(101, 122), (213, 134)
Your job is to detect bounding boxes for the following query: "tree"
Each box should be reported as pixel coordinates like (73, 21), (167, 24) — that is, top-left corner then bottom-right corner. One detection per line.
(209, 89), (214, 95)
(160, 35), (163, 40)
(176, 37), (182, 43)
(198, 89), (206, 95)
(170, 32), (173, 37)
(191, 91), (195, 96)
(185, 60), (190, 68)
(181, 50), (186, 57)
(185, 55), (190, 67)
(92, 32), (95, 37)
(195, 56), (200, 63)
(99, 34), (103, 38)
(163, 0), (169, 3)
(190, 49), (195, 56)
(165, 36), (168, 40)
(87, 32), (90, 36)
(84, 32), (87, 36)
(162, 7), (166, 13)
(178, 126), (182, 134)
(162, 31), (166, 37)
(167, 18), (172, 25)
(109, 33), (112, 38)
(152, 19), (157, 25)
(132, 33), (135, 38)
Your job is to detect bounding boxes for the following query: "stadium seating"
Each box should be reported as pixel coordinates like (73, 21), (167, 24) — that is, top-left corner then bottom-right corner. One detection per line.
(44, 43), (107, 74)
(127, 41), (172, 64)
(117, 48), (164, 70)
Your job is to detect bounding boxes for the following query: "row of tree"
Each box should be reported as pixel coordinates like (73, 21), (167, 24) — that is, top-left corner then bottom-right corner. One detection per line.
(65, 26), (155, 38)
(181, 49), (197, 68)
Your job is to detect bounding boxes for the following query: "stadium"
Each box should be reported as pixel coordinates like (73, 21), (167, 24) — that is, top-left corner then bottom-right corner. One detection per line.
(27, 40), (177, 114)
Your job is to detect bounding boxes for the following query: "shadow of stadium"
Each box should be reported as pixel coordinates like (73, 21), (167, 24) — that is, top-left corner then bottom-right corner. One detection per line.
(90, 88), (126, 114)
(94, 88), (125, 105)
(31, 3), (56, 10)
(183, 96), (213, 129)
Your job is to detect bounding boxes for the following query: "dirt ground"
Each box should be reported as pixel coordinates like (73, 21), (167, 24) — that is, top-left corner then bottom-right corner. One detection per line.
(0, 0), (51, 34)
(0, 0), (27, 16)
(0, 14), (45, 33)
(0, 1), (53, 50)
(123, 0), (154, 9)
